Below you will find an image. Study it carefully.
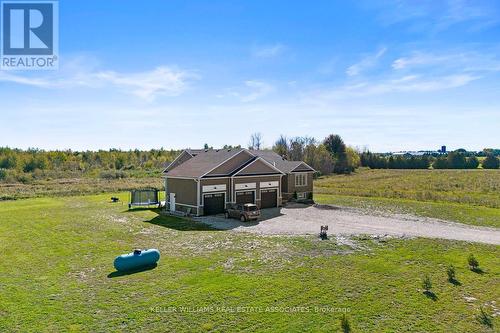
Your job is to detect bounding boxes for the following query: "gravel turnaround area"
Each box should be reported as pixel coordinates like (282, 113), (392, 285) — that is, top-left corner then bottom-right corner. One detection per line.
(195, 203), (500, 245)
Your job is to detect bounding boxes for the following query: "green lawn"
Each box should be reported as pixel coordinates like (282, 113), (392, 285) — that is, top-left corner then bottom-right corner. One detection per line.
(0, 193), (499, 332)
(315, 169), (500, 228)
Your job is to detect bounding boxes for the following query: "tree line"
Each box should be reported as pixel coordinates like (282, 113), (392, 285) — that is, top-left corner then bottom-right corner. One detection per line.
(1, 139), (499, 184)
(269, 134), (360, 175)
(0, 148), (180, 183)
(360, 153), (432, 169)
(360, 151), (500, 170)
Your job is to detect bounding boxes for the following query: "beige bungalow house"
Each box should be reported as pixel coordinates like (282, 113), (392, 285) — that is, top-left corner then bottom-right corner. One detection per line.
(163, 148), (315, 216)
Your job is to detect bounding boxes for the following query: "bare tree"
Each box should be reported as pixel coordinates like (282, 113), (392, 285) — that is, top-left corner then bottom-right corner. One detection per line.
(248, 132), (263, 150)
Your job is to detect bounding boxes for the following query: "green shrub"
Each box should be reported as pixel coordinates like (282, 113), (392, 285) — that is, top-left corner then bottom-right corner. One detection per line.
(99, 170), (128, 180)
(32, 168), (45, 180)
(15, 172), (33, 184)
(477, 306), (493, 328)
(446, 265), (456, 282)
(422, 275), (432, 292)
(0, 154), (17, 169)
(1, 169), (19, 183)
(0, 169), (6, 181)
(340, 314), (351, 333)
(468, 254), (479, 271)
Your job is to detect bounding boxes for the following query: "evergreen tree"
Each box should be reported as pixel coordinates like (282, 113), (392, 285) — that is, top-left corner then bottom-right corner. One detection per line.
(432, 157), (448, 169)
(323, 134), (346, 156)
(482, 155), (500, 169)
(273, 135), (289, 157)
(465, 156), (479, 169)
(447, 151), (467, 169)
(323, 134), (351, 174)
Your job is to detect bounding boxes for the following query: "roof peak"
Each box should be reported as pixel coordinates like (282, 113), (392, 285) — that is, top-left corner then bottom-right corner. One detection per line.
(186, 147), (244, 153)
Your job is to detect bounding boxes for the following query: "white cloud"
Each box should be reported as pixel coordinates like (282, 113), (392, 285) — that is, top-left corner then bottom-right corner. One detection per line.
(371, 74), (479, 93)
(0, 64), (197, 101)
(252, 43), (285, 58)
(218, 80), (275, 102)
(392, 50), (500, 72)
(92, 67), (194, 101)
(365, 0), (500, 32)
(0, 72), (54, 88)
(305, 74), (479, 102)
(392, 52), (448, 70)
(440, 0), (499, 30)
(346, 47), (387, 76)
(240, 80), (275, 102)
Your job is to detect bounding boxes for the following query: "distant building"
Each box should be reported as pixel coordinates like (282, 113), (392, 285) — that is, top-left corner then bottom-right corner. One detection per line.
(392, 151), (427, 156)
(389, 147), (446, 156)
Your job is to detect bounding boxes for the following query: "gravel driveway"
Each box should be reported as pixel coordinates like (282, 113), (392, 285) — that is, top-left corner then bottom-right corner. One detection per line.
(195, 203), (500, 245)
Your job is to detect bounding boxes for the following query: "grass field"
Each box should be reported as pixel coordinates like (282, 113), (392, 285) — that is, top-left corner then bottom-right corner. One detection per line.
(0, 177), (162, 201)
(0, 193), (499, 332)
(315, 168), (500, 228)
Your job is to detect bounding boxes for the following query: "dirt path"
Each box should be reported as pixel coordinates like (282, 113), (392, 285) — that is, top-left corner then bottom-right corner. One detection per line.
(196, 204), (500, 245)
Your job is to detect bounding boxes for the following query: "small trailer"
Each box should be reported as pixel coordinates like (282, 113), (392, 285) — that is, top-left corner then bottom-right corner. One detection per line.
(128, 188), (160, 209)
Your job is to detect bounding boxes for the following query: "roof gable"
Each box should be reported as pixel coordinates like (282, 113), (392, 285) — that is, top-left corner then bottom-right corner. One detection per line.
(163, 150), (193, 173)
(204, 150), (254, 177)
(291, 162), (316, 172)
(233, 157), (284, 176)
(249, 150), (316, 173)
(166, 148), (251, 178)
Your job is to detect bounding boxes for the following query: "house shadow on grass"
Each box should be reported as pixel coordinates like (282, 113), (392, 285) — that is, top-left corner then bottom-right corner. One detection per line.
(147, 214), (218, 231)
(107, 263), (158, 278)
(125, 207), (162, 212)
(126, 206), (290, 231)
(423, 291), (438, 301)
(126, 207), (218, 231)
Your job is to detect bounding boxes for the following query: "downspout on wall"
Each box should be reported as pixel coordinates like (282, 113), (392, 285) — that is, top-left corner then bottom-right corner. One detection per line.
(279, 174), (283, 206)
(164, 176), (168, 211)
(229, 176), (233, 203)
(196, 178), (201, 216)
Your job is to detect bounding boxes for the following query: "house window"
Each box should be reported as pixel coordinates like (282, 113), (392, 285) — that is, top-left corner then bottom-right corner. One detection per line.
(295, 173), (307, 186)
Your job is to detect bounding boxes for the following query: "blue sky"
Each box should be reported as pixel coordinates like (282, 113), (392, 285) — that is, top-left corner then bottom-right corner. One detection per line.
(1, 0), (500, 152)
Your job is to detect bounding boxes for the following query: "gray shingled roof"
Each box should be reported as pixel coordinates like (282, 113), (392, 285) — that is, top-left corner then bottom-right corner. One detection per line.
(185, 149), (207, 156)
(249, 150), (312, 173)
(166, 148), (247, 178)
(165, 148), (314, 178)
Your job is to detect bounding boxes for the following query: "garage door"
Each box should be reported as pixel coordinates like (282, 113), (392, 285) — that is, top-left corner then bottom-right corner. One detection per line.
(260, 189), (277, 209)
(203, 193), (225, 215)
(236, 191), (255, 204)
